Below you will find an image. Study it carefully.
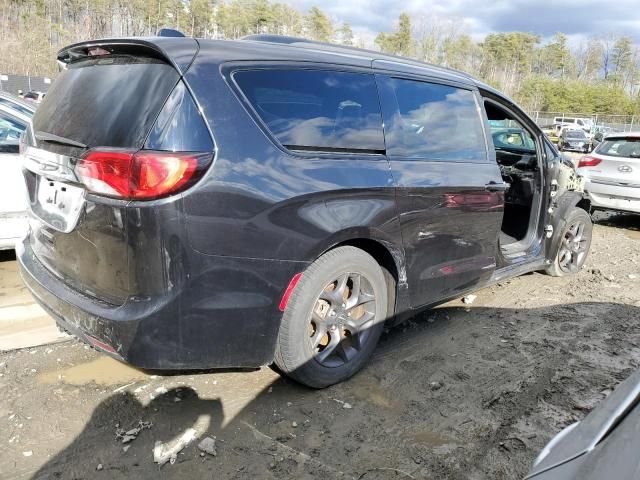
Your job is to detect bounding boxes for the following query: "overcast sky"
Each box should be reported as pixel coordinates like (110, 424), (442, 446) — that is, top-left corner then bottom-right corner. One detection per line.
(285, 0), (640, 46)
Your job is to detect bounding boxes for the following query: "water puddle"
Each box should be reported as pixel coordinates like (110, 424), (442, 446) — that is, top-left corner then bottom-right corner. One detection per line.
(38, 356), (150, 385)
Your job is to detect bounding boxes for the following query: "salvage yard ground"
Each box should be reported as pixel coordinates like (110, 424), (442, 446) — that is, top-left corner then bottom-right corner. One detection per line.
(1, 215), (640, 479)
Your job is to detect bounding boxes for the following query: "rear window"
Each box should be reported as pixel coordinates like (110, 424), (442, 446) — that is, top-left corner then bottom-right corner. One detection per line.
(233, 69), (385, 154)
(380, 77), (486, 161)
(32, 55), (180, 150)
(0, 97), (34, 116)
(566, 131), (586, 139)
(597, 138), (640, 158)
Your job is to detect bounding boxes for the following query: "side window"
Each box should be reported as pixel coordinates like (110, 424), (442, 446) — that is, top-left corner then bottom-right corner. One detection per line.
(379, 77), (486, 161)
(0, 112), (27, 154)
(145, 81), (213, 152)
(484, 100), (538, 168)
(233, 69), (385, 153)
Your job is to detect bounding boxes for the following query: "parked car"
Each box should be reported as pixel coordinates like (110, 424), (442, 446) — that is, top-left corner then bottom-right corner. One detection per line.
(23, 91), (46, 104)
(553, 116), (593, 133)
(0, 103), (31, 249)
(527, 368), (640, 479)
(590, 126), (618, 150)
(17, 34), (591, 388)
(558, 128), (590, 153)
(0, 91), (36, 117)
(577, 133), (640, 215)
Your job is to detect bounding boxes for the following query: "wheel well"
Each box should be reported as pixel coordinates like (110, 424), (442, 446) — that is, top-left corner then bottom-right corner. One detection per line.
(577, 198), (591, 213)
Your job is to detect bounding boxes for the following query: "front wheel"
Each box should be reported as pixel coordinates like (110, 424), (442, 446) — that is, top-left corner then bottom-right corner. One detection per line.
(273, 246), (388, 388)
(545, 208), (592, 277)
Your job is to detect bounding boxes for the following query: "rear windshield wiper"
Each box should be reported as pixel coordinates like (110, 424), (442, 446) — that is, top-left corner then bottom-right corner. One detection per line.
(35, 131), (87, 149)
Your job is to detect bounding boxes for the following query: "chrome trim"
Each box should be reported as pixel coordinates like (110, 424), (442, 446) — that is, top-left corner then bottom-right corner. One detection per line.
(22, 145), (80, 183)
(591, 178), (640, 188)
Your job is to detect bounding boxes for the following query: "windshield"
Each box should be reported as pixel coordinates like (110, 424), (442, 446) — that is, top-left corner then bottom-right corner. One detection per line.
(596, 138), (640, 158)
(566, 131), (585, 139)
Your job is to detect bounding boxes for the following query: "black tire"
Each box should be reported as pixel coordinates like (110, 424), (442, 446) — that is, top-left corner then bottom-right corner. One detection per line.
(273, 246), (388, 388)
(545, 207), (592, 277)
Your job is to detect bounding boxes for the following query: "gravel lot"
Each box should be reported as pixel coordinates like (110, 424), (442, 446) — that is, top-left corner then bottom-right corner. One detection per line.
(1, 211), (639, 480)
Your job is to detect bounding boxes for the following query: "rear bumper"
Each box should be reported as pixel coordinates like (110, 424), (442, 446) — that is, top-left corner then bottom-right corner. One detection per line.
(584, 180), (640, 213)
(17, 235), (308, 369)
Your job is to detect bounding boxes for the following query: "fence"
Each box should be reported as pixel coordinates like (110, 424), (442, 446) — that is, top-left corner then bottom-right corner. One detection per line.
(0, 74), (52, 95)
(527, 111), (637, 133)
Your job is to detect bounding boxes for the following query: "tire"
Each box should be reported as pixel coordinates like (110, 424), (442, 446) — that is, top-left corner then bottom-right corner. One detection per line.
(273, 246), (388, 388)
(545, 207), (592, 277)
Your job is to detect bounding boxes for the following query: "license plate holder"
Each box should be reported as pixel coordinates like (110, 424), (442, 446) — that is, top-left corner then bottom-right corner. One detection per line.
(33, 178), (85, 233)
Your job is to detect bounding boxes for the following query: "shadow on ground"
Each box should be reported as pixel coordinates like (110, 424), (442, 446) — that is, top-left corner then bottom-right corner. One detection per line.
(30, 301), (640, 480)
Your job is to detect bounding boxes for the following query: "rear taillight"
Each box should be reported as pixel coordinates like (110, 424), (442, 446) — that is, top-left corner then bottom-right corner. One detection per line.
(76, 150), (211, 199)
(578, 156), (602, 168)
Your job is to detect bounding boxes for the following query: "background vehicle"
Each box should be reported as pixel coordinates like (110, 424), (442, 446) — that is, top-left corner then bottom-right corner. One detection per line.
(23, 91), (46, 104)
(527, 368), (640, 479)
(0, 103), (31, 249)
(18, 34), (591, 388)
(0, 91), (36, 117)
(553, 116), (593, 133)
(558, 128), (590, 152)
(577, 133), (640, 215)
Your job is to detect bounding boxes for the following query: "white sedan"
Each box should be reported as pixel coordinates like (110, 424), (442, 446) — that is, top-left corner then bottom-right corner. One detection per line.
(0, 103), (31, 249)
(577, 133), (640, 214)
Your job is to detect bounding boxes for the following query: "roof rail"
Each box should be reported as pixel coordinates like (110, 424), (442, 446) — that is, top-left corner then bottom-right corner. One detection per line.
(240, 34), (475, 82)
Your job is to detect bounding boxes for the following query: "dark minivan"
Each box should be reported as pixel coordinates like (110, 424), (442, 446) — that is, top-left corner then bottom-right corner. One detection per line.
(18, 34), (591, 388)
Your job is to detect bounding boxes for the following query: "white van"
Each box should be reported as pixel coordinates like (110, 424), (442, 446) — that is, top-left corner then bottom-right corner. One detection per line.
(553, 116), (593, 132)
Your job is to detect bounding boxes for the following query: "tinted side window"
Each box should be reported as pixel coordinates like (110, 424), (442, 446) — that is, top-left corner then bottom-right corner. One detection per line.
(234, 69), (385, 153)
(380, 77), (486, 161)
(145, 81), (213, 152)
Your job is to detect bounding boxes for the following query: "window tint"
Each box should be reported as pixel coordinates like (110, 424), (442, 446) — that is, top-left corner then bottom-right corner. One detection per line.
(234, 69), (385, 153)
(0, 111), (26, 154)
(597, 138), (640, 158)
(145, 81), (213, 152)
(381, 77), (486, 161)
(33, 56), (180, 151)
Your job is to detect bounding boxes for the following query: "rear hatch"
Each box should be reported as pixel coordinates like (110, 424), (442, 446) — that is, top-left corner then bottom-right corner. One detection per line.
(22, 39), (207, 305)
(588, 136), (640, 187)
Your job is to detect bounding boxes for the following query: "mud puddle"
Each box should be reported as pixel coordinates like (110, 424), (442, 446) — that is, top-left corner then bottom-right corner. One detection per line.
(38, 356), (150, 385)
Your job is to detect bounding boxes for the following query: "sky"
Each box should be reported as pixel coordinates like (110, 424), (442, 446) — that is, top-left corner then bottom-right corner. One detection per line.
(284, 0), (640, 46)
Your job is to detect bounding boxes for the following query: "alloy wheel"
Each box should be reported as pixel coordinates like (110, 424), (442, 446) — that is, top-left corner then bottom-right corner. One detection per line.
(558, 220), (589, 273)
(308, 272), (377, 368)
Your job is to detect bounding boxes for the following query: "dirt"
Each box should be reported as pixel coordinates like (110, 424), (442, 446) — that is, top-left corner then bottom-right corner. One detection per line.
(1, 212), (640, 480)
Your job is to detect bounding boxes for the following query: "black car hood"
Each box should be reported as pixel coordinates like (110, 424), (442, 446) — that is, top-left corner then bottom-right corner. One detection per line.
(527, 368), (640, 478)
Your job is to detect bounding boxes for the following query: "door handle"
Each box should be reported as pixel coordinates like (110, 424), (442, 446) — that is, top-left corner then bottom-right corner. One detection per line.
(484, 181), (507, 192)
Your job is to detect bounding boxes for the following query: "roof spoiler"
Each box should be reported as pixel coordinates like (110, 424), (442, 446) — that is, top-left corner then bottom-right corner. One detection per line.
(56, 37), (199, 75)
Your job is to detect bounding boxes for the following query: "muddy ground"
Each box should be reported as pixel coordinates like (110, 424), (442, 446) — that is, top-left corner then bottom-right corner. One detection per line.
(1, 212), (640, 480)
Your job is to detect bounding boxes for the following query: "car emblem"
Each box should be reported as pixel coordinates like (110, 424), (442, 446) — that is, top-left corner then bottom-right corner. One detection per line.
(618, 165), (633, 173)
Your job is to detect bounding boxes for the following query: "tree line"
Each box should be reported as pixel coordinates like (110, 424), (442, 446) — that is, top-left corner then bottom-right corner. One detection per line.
(2, 0), (639, 115)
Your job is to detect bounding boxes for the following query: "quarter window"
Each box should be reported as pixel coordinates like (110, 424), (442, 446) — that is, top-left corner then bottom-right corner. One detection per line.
(381, 77), (486, 161)
(234, 69), (385, 154)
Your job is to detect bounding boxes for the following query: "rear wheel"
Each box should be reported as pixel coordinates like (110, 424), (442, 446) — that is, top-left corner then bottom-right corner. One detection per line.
(274, 246), (388, 388)
(545, 208), (592, 277)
